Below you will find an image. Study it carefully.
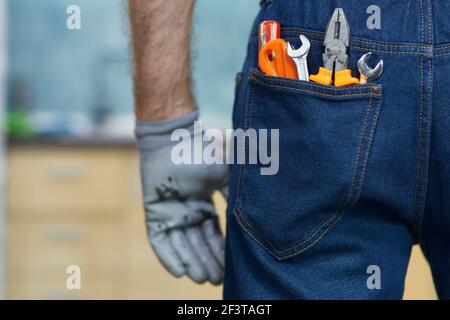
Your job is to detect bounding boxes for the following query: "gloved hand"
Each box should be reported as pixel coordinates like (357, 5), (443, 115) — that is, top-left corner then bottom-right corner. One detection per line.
(135, 111), (228, 285)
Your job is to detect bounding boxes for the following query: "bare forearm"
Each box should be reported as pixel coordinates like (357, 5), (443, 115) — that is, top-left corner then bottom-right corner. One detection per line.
(128, 0), (195, 120)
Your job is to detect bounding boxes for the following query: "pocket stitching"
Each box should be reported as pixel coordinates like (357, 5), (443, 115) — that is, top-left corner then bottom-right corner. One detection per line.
(250, 70), (382, 94)
(352, 91), (382, 204)
(232, 79), (254, 226)
(346, 94), (373, 205)
(250, 75), (382, 99)
(233, 77), (382, 260)
(234, 207), (344, 260)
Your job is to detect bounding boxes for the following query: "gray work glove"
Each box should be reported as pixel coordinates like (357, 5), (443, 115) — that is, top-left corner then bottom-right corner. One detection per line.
(135, 111), (228, 285)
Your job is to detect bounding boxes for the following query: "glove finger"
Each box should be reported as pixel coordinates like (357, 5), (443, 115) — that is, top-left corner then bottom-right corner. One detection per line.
(202, 218), (225, 268)
(149, 230), (186, 278)
(186, 201), (215, 216)
(186, 226), (223, 285)
(149, 201), (205, 227)
(169, 229), (208, 284)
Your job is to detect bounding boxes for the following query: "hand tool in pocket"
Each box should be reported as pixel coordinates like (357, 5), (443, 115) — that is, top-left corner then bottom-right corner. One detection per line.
(310, 8), (360, 86)
(259, 20), (281, 50)
(357, 52), (384, 84)
(259, 39), (298, 79)
(287, 35), (311, 81)
(259, 21), (280, 62)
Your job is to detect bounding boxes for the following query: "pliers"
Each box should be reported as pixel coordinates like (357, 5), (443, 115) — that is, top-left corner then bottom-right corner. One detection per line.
(310, 8), (360, 86)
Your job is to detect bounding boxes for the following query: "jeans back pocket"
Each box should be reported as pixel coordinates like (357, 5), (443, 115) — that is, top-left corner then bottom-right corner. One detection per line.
(233, 69), (383, 260)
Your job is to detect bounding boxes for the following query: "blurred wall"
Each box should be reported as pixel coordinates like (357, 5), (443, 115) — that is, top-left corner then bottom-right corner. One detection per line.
(8, 0), (132, 118)
(7, 0), (259, 134)
(4, 0), (260, 300)
(192, 0), (259, 129)
(0, 0), (6, 300)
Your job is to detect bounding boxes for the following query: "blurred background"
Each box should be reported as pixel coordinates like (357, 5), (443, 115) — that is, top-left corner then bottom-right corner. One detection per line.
(0, 0), (438, 299)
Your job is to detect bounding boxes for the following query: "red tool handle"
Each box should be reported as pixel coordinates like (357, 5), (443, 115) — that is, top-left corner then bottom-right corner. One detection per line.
(258, 20), (281, 51)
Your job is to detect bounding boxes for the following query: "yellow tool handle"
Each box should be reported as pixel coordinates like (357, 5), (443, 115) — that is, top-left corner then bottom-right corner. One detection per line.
(310, 67), (333, 86)
(334, 69), (360, 87)
(359, 74), (368, 84)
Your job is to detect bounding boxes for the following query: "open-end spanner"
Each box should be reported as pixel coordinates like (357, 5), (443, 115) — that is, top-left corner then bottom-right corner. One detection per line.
(357, 52), (384, 84)
(287, 35), (311, 81)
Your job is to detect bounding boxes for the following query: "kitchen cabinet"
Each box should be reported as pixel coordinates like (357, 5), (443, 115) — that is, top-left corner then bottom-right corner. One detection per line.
(5, 143), (437, 300)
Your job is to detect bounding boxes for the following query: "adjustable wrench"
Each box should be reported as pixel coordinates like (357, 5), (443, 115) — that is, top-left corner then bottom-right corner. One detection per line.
(287, 35), (311, 81)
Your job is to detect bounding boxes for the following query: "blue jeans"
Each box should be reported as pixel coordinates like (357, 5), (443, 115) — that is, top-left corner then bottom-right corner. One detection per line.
(224, 0), (450, 299)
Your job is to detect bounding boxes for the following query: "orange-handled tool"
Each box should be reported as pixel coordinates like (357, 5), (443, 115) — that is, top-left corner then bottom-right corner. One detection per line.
(259, 39), (298, 79)
(310, 67), (333, 86)
(310, 68), (359, 86)
(334, 69), (360, 86)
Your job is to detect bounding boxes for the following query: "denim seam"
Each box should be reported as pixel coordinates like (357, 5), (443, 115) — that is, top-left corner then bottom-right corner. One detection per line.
(353, 92), (382, 205)
(434, 45), (450, 51)
(232, 79), (254, 219)
(252, 30), (425, 55)
(236, 76), (284, 254)
(233, 77), (286, 255)
(238, 76), (254, 212)
(284, 36), (415, 55)
(417, 56), (432, 241)
(433, 52), (450, 58)
(428, 0), (432, 46)
(251, 76), (380, 93)
(250, 70), (381, 93)
(412, 0), (425, 237)
(350, 46), (421, 56)
(349, 97), (372, 203)
(412, 0), (433, 241)
(351, 39), (421, 48)
(421, 0), (425, 45)
(347, 95), (373, 204)
(355, 93), (374, 201)
(232, 73), (244, 125)
(233, 209), (278, 255)
(253, 28), (426, 48)
(233, 208), (344, 260)
(272, 214), (345, 260)
(233, 75), (382, 260)
(251, 77), (381, 99)
(345, 90), (382, 208)
(417, 0), (434, 240)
